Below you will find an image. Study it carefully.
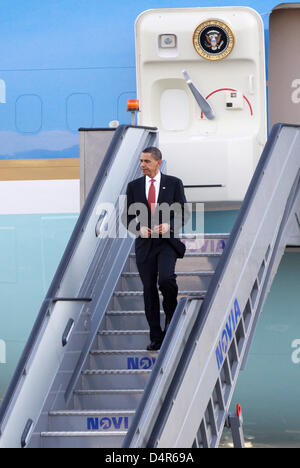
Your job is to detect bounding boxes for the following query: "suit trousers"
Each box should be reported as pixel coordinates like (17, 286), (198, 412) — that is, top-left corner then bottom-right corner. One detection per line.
(136, 239), (178, 343)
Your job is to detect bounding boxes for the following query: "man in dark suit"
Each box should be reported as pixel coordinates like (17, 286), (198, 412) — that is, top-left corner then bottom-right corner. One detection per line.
(122, 147), (189, 351)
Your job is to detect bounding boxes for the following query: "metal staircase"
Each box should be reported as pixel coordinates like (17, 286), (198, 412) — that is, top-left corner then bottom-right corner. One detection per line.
(1, 123), (300, 448)
(38, 235), (226, 448)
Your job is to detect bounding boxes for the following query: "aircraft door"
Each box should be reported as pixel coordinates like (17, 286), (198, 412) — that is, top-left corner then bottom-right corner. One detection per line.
(135, 7), (267, 206)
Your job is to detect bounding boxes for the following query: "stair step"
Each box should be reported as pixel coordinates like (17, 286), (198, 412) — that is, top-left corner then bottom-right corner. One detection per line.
(88, 349), (158, 370)
(48, 409), (135, 432)
(96, 330), (149, 350)
(177, 253), (223, 272)
(182, 236), (228, 254)
(104, 310), (164, 330)
(122, 271), (214, 276)
(180, 233), (230, 239)
(119, 271), (214, 291)
(111, 290), (205, 310)
(81, 369), (151, 390)
(129, 252), (223, 272)
(113, 290), (205, 297)
(40, 430), (126, 448)
(129, 252), (222, 259)
(73, 389), (144, 410)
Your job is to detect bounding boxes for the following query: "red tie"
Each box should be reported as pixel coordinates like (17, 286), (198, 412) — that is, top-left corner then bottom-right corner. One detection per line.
(148, 179), (156, 214)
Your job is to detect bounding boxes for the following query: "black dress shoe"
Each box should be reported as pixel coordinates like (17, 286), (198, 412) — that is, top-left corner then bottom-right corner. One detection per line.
(146, 341), (162, 351)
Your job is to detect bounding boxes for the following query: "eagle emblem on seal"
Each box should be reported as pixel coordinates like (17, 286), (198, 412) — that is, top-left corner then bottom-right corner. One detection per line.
(193, 20), (235, 61)
(205, 30), (224, 51)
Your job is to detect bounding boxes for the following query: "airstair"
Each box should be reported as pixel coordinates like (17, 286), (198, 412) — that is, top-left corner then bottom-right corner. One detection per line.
(1, 123), (300, 448)
(38, 235), (225, 448)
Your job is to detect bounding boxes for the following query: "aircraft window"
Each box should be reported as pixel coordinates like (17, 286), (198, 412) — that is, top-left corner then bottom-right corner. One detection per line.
(15, 94), (42, 134)
(66, 93), (94, 132)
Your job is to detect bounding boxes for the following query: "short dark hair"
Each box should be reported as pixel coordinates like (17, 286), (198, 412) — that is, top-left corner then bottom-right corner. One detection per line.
(142, 146), (162, 161)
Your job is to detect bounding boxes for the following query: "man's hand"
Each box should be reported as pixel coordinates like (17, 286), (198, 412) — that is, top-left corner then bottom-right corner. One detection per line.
(153, 223), (170, 235)
(140, 226), (153, 238)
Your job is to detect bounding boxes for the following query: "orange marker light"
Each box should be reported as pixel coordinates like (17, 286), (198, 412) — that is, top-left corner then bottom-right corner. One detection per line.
(127, 99), (140, 111)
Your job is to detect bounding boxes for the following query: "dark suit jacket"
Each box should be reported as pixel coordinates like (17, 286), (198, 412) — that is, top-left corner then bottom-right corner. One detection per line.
(121, 173), (190, 263)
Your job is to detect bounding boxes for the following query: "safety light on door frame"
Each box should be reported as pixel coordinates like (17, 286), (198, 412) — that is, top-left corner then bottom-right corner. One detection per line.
(127, 99), (140, 125)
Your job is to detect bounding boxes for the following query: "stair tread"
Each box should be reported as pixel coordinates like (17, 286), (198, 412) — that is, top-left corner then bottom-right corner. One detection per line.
(121, 270), (215, 280)
(75, 389), (144, 394)
(49, 409), (135, 415)
(41, 431), (127, 437)
(130, 252), (222, 257)
(122, 271), (214, 275)
(181, 252), (223, 256)
(90, 349), (158, 355)
(106, 310), (163, 315)
(82, 369), (151, 375)
(113, 290), (206, 295)
(98, 330), (148, 335)
(180, 232), (230, 238)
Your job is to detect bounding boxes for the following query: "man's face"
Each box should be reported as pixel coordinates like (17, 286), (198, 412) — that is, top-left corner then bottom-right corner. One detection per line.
(140, 152), (161, 178)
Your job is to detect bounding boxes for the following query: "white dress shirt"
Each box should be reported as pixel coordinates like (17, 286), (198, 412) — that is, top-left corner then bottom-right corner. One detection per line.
(145, 171), (161, 206)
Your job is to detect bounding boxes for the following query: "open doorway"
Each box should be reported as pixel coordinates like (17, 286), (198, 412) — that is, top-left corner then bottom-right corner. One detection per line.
(269, 4), (300, 131)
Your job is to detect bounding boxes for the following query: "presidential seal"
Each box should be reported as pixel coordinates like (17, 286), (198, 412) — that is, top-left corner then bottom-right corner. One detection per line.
(193, 20), (235, 61)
